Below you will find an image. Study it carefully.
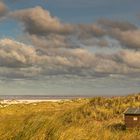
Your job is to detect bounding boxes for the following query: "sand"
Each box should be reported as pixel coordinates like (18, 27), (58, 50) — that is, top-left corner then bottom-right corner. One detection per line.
(0, 99), (63, 105)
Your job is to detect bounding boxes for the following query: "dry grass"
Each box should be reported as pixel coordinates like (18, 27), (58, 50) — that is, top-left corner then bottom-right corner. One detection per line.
(0, 93), (140, 140)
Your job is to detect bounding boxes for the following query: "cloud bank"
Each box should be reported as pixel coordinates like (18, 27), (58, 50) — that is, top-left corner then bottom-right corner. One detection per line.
(0, 38), (139, 79)
(9, 6), (140, 50)
(0, 5), (140, 79)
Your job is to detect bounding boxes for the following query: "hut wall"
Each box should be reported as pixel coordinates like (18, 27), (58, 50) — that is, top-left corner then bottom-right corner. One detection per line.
(125, 114), (140, 128)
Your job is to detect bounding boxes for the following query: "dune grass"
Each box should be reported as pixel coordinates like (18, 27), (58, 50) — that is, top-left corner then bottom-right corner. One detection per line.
(0, 93), (140, 140)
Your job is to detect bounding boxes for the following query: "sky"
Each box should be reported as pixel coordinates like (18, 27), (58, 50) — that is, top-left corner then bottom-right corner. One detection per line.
(0, 0), (139, 96)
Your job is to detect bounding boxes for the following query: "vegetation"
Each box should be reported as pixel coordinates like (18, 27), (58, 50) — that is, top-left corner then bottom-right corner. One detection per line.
(0, 93), (140, 140)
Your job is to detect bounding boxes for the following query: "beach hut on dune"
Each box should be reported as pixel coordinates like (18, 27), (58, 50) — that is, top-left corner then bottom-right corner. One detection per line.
(124, 108), (140, 129)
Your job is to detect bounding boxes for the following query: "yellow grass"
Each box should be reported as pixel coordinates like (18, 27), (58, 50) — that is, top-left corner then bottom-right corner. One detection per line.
(0, 93), (140, 140)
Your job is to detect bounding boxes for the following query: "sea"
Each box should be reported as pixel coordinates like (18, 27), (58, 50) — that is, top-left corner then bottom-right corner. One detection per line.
(0, 95), (92, 100)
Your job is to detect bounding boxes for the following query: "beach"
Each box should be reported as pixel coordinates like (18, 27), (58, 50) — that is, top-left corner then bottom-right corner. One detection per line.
(0, 99), (63, 105)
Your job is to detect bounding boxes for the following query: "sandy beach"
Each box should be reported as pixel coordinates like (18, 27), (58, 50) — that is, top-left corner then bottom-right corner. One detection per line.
(0, 99), (63, 105)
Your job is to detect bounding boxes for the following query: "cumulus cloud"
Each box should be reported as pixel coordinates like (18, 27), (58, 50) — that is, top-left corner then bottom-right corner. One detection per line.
(96, 19), (140, 49)
(77, 24), (105, 38)
(115, 50), (140, 69)
(0, 38), (140, 78)
(9, 6), (140, 50)
(98, 19), (137, 31)
(10, 6), (106, 49)
(11, 6), (74, 35)
(110, 29), (140, 49)
(29, 34), (79, 49)
(0, 38), (38, 67)
(0, 6), (140, 79)
(0, 1), (8, 17)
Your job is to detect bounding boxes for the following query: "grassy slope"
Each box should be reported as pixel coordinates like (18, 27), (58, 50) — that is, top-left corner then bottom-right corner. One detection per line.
(0, 94), (140, 140)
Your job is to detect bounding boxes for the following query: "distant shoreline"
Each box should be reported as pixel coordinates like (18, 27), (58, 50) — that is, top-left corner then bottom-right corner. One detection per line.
(0, 93), (136, 100)
(0, 95), (94, 100)
(0, 99), (65, 105)
(0, 95), (88, 105)
(0, 93), (139, 105)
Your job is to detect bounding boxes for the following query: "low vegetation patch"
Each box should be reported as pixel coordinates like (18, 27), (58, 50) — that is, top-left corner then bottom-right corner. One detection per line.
(0, 93), (140, 140)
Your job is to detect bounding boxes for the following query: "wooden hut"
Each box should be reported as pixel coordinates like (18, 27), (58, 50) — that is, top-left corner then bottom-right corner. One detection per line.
(124, 108), (140, 129)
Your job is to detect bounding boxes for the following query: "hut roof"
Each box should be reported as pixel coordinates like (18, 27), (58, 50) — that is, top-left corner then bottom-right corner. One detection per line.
(124, 108), (140, 115)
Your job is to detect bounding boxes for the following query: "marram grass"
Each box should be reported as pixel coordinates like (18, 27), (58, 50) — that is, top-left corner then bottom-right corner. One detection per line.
(0, 93), (140, 140)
